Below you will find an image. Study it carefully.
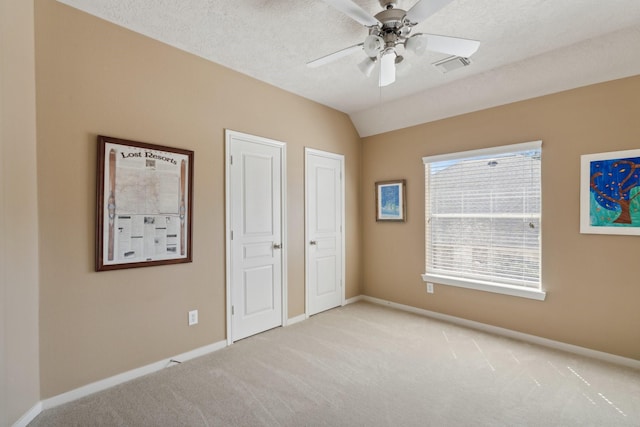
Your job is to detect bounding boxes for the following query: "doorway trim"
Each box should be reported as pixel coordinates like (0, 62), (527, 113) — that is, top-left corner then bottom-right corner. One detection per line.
(304, 147), (345, 318)
(225, 129), (288, 345)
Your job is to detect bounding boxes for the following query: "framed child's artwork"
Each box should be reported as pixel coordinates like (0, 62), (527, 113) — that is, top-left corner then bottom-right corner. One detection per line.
(580, 149), (640, 235)
(375, 179), (406, 222)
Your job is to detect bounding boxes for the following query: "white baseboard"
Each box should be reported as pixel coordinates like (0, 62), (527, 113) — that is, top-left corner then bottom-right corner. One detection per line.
(287, 313), (306, 325)
(32, 308), (328, 417)
(21, 295), (638, 425)
(12, 401), (42, 427)
(344, 295), (364, 305)
(362, 295), (640, 370)
(41, 340), (227, 410)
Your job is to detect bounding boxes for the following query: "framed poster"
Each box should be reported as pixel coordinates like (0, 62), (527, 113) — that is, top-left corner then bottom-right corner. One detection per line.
(375, 179), (406, 222)
(580, 149), (640, 235)
(96, 135), (194, 271)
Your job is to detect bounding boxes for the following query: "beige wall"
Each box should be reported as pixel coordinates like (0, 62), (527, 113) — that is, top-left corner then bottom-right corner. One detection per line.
(362, 75), (640, 360)
(18, 0), (640, 411)
(1, 0), (41, 424)
(35, 0), (361, 398)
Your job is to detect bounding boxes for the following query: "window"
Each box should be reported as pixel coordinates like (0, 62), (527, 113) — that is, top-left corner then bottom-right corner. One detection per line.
(422, 141), (545, 300)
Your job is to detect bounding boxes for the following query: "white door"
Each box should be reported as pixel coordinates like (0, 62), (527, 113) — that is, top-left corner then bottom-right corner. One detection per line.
(226, 130), (286, 342)
(305, 148), (344, 316)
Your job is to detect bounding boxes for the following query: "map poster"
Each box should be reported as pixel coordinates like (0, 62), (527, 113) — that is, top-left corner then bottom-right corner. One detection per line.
(96, 135), (194, 271)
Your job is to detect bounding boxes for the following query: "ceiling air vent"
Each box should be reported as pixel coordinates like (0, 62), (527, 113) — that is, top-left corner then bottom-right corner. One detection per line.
(432, 56), (471, 73)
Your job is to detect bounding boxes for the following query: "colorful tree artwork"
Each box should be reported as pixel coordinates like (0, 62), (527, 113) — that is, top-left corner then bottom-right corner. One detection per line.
(589, 156), (640, 226)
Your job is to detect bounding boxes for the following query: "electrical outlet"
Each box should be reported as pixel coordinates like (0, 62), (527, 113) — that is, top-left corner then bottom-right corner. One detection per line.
(426, 282), (434, 294)
(188, 310), (198, 326)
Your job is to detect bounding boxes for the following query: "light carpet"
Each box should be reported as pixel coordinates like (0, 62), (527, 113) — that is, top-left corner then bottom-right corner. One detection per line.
(30, 302), (640, 426)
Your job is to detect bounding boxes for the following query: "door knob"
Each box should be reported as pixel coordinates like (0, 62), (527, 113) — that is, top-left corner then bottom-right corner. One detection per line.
(273, 243), (282, 249)
(309, 241), (317, 245)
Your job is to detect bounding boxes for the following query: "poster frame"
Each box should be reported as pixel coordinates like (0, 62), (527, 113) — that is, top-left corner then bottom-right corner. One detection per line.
(96, 135), (194, 271)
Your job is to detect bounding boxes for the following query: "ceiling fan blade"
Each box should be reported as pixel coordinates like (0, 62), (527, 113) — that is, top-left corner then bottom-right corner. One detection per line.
(307, 43), (363, 68)
(412, 33), (480, 57)
(379, 51), (396, 87)
(322, 0), (380, 27)
(405, 0), (454, 24)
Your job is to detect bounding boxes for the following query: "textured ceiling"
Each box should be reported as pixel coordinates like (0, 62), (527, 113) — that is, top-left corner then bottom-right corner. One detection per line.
(57, 0), (640, 136)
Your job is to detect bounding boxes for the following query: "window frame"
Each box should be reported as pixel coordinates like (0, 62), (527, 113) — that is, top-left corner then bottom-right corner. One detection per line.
(422, 141), (546, 301)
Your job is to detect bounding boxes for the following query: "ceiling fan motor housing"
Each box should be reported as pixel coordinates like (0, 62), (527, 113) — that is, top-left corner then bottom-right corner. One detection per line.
(378, 0), (398, 9)
(372, 6), (413, 53)
(374, 8), (407, 32)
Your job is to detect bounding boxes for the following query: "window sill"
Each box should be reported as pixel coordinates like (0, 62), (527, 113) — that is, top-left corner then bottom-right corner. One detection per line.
(421, 273), (547, 301)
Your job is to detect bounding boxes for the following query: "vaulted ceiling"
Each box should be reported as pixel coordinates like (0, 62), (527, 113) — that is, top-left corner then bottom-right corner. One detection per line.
(57, 0), (640, 136)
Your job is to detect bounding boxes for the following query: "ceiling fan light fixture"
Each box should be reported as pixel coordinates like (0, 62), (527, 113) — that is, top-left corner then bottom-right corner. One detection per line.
(405, 34), (427, 55)
(357, 57), (376, 77)
(379, 49), (396, 87)
(363, 34), (384, 57)
(396, 58), (412, 76)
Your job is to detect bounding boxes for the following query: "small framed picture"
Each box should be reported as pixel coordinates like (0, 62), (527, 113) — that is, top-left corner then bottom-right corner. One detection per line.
(375, 179), (406, 222)
(580, 149), (640, 235)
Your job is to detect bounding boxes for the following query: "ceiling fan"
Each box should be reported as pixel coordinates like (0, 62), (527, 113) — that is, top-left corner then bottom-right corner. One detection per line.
(307, 0), (480, 87)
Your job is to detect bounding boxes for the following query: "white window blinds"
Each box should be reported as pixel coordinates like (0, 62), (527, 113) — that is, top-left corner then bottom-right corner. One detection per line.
(423, 141), (542, 290)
